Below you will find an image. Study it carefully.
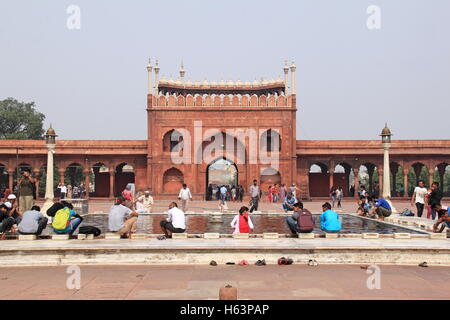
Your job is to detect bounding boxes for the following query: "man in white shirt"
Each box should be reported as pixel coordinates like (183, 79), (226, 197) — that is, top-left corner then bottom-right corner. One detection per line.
(178, 184), (192, 212)
(60, 184), (67, 199)
(411, 180), (428, 218)
(158, 202), (186, 240)
(136, 190), (154, 213)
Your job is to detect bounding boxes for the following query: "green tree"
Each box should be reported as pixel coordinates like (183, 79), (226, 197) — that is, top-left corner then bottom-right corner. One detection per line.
(0, 98), (45, 139)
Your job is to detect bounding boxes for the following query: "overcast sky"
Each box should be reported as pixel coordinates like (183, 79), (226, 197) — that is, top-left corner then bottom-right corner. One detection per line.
(1, 0), (449, 140)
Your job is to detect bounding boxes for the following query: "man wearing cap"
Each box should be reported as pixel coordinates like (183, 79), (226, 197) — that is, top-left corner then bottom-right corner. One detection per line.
(5, 194), (22, 225)
(108, 196), (139, 238)
(135, 191), (154, 213)
(0, 203), (15, 237)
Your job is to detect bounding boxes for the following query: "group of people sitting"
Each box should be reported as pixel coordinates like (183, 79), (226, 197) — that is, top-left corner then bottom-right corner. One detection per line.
(357, 194), (392, 220)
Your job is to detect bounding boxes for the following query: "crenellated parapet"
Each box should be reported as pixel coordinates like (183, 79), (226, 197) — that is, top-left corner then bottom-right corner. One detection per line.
(145, 59), (297, 108)
(150, 92), (289, 107)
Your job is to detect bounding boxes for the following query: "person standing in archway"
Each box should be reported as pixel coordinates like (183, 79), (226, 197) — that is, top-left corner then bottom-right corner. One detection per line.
(178, 184), (192, 212)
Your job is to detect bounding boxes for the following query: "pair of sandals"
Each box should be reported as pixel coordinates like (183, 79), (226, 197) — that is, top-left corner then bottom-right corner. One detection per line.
(307, 259), (319, 267)
(278, 257), (293, 265)
(255, 259), (266, 266)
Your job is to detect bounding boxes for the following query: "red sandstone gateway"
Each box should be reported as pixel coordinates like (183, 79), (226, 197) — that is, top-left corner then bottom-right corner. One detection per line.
(0, 62), (449, 200)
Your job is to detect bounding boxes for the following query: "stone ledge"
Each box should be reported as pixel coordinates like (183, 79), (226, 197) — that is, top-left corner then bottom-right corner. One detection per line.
(52, 234), (69, 240)
(204, 233), (220, 239)
(298, 233), (314, 239)
(394, 233), (411, 239)
(429, 233), (447, 240)
(172, 233), (188, 239)
(19, 235), (37, 241)
(362, 233), (379, 239)
(325, 233), (339, 239)
(233, 233), (249, 239)
(130, 234), (147, 239)
(263, 233), (279, 239)
(77, 234), (94, 240)
(105, 233), (121, 240)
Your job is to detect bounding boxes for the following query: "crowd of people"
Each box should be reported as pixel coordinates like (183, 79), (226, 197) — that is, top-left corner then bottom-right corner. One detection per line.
(1, 177), (449, 239)
(55, 183), (87, 199)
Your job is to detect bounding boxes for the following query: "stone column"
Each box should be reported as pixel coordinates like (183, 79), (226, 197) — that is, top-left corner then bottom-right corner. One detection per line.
(109, 169), (115, 199)
(329, 168), (334, 190)
(41, 144), (56, 218)
(84, 169), (90, 200)
(403, 167), (409, 199)
(33, 168), (40, 200)
(7, 169), (14, 191)
(283, 61), (290, 95)
(147, 59), (153, 95)
(382, 142), (391, 199)
(154, 60), (160, 96)
(353, 168), (359, 198)
(428, 167), (435, 189)
(290, 62), (296, 95)
(378, 168), (383, 197)
(58, 168), (65, 185)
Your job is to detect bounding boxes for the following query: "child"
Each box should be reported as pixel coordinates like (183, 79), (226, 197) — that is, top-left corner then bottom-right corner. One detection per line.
(231, 206), (254, 234)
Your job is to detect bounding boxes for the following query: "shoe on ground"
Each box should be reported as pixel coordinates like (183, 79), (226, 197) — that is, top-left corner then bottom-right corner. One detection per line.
(210, 260), (218, 266)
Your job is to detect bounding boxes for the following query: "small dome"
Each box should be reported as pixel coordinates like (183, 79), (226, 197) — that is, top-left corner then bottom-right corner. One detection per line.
(186, 80), (193, 86)
(168, 78), (175, 84)
(202, 79), (209, 86)
(46, 126), (56, 136)
(175, 79), (182, 85)
(194, 81), (201, 87)
(236, 79), (243, 86)
(210, 81), (218, 86)
(262, 79), (269, 85)
(380, 123), (392, 136)
(227, 80), (234, 87)
(253, 79), (259, 86)
(219, 80), (226, 86)
(245, 81), (251, 86)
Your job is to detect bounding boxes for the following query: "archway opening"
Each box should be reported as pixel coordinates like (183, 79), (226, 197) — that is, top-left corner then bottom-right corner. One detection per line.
(0, 164), (8, 195)
(163, 167), (184, 194)
(115, 163), (135, 197)
(206, 158), (238, 199)
(308, 162), (329, 197)
(91, 163), (110, 197)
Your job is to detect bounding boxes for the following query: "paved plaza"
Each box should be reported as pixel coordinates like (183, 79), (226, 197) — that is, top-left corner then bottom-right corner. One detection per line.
(0, 264), (449, 300)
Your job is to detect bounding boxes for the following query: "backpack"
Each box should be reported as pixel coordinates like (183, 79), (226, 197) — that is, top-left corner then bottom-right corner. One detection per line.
(79, 226), (101, 237)
(47, 202), (64, 217)
(401, 208), (414, 216)
(52, 208), (71, 230)
(298, 209), (315, 231)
